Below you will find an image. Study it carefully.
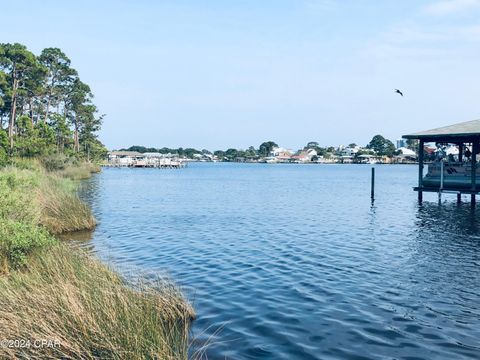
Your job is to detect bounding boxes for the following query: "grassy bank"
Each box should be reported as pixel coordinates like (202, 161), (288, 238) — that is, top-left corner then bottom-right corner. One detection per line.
(0, 160), (194, 359)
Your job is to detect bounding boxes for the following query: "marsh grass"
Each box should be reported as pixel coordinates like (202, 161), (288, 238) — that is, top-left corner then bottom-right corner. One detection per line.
(0, 245), (194, 360)
(56, 162), (102, 180)
(0, 166), (96, 236)
(0, 162), (96, 269)
(38, 175), (96, 234)
(0, 160), (196, 359)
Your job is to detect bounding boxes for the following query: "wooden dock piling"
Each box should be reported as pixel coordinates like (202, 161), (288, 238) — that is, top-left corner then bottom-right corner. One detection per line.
(371, 167), (375, 201)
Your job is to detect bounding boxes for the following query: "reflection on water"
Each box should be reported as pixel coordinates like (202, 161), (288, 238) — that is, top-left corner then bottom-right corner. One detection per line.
(77, 164), (480, 359)
(58, 230), (94, 250)
(416, 202), (480, 238)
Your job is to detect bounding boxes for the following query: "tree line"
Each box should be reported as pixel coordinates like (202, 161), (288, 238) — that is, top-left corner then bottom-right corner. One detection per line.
(122, 136), (412, 161)
(0, 43), (107, 165)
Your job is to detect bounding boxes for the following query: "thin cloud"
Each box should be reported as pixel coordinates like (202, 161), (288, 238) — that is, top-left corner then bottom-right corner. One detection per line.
(423, 0), (480, 15)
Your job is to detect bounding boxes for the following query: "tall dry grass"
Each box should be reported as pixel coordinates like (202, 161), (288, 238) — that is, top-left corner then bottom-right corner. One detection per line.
(0, 245), (194, 359)
(55, 162), (102, 180)
(0, 160), (196, 359)
(38, 175), (96, 234)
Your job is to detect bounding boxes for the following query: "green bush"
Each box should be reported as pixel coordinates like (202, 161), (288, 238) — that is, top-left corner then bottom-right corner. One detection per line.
(0, 169), (40, 224)
(0, 220), (56, 271)
(0, 130), (7, 168)
(40, 153), (69, 172)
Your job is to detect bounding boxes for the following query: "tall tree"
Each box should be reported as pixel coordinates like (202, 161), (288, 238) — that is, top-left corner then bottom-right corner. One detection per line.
(0, 43), (107, 162)
(367, 135), (396, 157)
(0, 69), (7, 129)
(64, 78), (93, 152)
(0, 43), (38, 149)
(258, 141), (278, 157)
(39, 48), (77, 123)
(49, 113), (72, 152)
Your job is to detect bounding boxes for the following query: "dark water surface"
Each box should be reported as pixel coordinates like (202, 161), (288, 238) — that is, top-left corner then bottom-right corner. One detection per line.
(77, 164), (480, 359)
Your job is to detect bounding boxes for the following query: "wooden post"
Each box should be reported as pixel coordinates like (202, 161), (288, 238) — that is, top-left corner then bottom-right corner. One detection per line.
(371, 167), (375, 201)
(439, 160), (444, 203)
(458, 142), (464, 204)
(418, 139), (424, 203)
(471, 140), (477, 206)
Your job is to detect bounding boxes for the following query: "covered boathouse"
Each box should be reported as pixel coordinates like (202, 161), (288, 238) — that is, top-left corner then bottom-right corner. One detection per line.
(403, 119), (480, 205)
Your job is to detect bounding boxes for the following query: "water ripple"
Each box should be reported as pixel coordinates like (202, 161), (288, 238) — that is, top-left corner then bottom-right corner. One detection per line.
(72, 164), (480, 359)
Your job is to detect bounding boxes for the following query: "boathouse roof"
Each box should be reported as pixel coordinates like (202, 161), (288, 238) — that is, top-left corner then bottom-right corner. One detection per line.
(109, 151), (143, 157)
(403, 119), (480, 141)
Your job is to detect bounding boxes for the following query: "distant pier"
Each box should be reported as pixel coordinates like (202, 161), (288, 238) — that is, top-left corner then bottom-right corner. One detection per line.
(106, 151), (186, 169)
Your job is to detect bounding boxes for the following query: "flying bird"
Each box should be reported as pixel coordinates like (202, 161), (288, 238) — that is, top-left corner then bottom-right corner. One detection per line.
(395, 89), (404, 97)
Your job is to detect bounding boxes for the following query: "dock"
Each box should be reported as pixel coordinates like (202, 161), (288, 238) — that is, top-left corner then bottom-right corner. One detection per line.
(106, 151), (186, 169)
(403, 119), (480, 205)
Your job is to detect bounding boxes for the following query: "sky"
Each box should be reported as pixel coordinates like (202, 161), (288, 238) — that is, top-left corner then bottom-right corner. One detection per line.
(2, 0), (480, 150)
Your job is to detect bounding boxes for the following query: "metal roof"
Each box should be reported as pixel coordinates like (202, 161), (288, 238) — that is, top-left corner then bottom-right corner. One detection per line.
(403, 119), (480, 140)
(108, 151), (143, 157)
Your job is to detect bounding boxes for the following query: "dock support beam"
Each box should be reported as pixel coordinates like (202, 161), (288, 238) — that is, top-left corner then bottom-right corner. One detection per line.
(471, 141), (477, 206)
(438, 160), (444, 203)
(418, 140), (424, 203)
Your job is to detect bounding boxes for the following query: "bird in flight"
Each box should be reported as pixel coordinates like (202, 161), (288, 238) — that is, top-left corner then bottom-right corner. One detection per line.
(395, 89), (404, 97)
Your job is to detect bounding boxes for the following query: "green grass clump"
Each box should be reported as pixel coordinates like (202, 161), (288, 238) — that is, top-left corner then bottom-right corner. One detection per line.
(56, 162), (101, 180)
(57, 165), (92, 180)
(10, 157), (43, 172)
(38, 175), (96, 234)
(0, 245), (194, 359)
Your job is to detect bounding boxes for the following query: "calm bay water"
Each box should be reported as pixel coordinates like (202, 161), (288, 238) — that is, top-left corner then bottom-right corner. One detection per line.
(77, 163), (480, 359)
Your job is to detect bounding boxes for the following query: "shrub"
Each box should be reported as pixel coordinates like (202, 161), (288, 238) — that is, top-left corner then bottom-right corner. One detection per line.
(41, 153), (69, 172)
(0, 169), (41, 224)
(0, 220), (56, 272)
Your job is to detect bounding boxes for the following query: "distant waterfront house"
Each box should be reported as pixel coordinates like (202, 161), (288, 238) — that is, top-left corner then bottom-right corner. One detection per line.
(291, 149), (317, 162)
(397, 147), (416, 157)
(393, 147), (416, 163)
(341, 146), (361, 157)
(270, 147), (293, 162)
(108, 151), (144, 166)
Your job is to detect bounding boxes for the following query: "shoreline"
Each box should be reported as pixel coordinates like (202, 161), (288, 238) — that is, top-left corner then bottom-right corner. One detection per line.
(0, 160), (194, 359)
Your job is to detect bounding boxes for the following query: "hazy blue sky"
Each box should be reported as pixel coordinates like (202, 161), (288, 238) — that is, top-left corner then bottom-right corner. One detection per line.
(3, 0), (480, 150)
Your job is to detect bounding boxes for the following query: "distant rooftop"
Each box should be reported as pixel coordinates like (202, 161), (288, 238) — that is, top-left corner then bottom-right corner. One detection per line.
(403, 119), (480, 140)
(109, 151), (143, 157)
